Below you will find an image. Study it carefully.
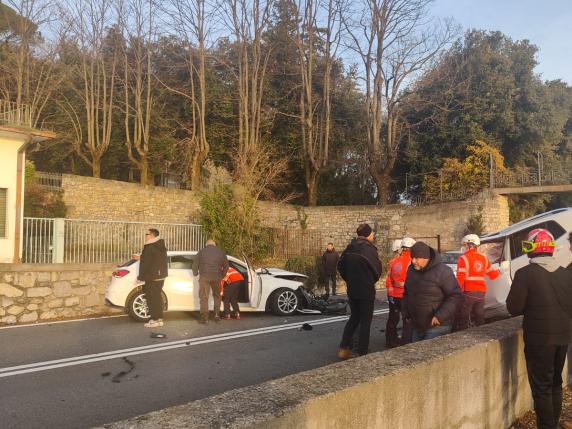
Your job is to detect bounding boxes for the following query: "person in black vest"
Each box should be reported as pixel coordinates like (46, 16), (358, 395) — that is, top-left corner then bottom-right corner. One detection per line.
(336, 223), (382, 359)
(402, 241), (461, 342)
(322, 243), (339, 298)
(507, 228), (572, 429)
(137, 228), (168, 328)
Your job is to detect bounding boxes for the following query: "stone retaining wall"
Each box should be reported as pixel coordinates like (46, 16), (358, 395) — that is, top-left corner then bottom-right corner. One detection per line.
(0, 264), (121, 325)
(100, 318), (568, 429)
(59, 174), (510, 252)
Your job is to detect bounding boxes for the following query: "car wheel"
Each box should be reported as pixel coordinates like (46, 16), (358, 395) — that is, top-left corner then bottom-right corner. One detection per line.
(126, 289), (168, 322)
(270, 288), (299, 316)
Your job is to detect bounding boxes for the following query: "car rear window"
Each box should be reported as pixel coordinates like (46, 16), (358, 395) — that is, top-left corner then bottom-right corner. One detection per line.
(509, 220), (566, 259)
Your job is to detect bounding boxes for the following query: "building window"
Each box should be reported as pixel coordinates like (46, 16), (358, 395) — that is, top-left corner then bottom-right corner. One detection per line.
(0, 188), (6, 238)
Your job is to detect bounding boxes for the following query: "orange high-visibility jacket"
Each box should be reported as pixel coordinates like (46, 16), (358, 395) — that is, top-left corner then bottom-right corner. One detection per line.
(385, 256), (398, 297)
(220, 267), (245, 294)
(456, 248), (500, 293)
(387, 251), (411, 299)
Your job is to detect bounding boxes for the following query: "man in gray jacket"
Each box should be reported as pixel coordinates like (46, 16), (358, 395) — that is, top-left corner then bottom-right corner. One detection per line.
(192, 240), (229, 324)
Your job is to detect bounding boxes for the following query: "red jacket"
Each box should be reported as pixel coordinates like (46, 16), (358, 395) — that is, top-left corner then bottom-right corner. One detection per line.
(456, 248), (500, 293)
(387, 251), (411, 299)
(220, 267), (245, 294)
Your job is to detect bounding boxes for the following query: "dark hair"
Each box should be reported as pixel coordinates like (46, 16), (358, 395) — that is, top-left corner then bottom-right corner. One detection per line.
(148, 228), (159, 237)
(327, 242), (334, 246)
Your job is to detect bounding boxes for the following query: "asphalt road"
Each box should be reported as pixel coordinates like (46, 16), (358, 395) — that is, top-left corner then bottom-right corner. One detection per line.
(0, 296), (391, 429)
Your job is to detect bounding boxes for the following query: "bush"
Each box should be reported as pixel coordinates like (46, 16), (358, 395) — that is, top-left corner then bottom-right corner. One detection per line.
(285, 256), (322, 291)
(24, 161), (67, 218)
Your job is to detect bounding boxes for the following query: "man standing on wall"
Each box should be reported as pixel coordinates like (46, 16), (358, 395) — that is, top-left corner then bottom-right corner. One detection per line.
(137, 228), (168, 328)
(403, 241), (461, 342)
(322, 242), (339, 299)
(507, 228), (572, 429)
(336, 223), (382, 359)
(192, 239), (229, 324)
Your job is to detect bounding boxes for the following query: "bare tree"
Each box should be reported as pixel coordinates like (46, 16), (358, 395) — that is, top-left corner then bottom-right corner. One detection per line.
(0, 0), (63, 127)
(58, 0), (118, 178)
(159, 0), (211, 190)
(220, 0), (274, 181)
(293, 0), (342, 205)
(343, 0), (456, 202)
(118, 0), (156, 185)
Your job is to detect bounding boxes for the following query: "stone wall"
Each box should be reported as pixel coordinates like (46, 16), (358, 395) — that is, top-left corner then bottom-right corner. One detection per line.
(59, 174), (510, 252)
(0, 264), (121, 325)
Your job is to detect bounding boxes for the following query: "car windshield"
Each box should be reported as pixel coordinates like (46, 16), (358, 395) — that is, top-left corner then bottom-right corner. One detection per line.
(441, 252), (461, 264)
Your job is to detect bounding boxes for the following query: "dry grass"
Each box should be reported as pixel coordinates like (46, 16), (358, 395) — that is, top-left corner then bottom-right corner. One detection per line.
(510, 388), (572, 428)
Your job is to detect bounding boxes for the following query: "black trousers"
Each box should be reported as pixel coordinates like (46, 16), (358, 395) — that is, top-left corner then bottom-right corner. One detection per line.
(524, 343), (568, 429)
(223, 281), (242, 316)
(340, 298), (375, 355)
(323, 273), (336, 296)
(455, 291), (485, 331)
(143, 279), (164, 320)
(385, 298), (402, 347)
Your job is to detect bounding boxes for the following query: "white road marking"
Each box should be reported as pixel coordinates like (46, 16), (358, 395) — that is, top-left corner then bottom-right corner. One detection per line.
(0, 309), (389, 378)
(0, 314), (128, 330)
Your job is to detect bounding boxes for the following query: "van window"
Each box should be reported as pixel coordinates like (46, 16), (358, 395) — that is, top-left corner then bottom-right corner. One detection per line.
(509, 220), (566, 259)
(169, 254), (194, 269)
(479, 241), (505, 264)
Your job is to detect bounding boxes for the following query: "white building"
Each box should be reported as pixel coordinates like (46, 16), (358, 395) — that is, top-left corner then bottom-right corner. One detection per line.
(0, 101), (55, 263)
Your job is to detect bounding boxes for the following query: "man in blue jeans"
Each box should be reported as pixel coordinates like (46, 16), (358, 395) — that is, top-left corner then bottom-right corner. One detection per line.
(402, 241), (462, 342)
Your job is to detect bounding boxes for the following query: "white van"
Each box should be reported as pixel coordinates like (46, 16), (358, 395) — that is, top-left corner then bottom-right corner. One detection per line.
(479, 207), (572, 319)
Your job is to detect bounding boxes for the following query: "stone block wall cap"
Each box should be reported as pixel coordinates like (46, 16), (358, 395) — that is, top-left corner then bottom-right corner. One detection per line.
(0, 263), (117, 272)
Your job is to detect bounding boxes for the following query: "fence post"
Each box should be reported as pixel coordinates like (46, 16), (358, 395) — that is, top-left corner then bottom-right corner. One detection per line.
(436, 234), (441, 254)
(53, 218), (65, 263)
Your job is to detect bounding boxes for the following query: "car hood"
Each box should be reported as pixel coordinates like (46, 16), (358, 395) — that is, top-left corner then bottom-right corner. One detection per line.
(255, 268), (308, 278)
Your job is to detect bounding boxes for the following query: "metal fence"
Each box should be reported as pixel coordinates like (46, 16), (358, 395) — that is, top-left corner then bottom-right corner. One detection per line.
(270, 229), (323, 258)
(22, 218), (205, 264)
(33, 172), (63, 190)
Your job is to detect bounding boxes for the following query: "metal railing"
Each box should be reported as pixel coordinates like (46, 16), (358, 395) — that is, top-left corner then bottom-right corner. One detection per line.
(22, 218), (205, 264)
(33, 172), (63, 189)
(493, 168), (571, 188)
(270, 228), (323, 258)
(0, 100), (32, 128)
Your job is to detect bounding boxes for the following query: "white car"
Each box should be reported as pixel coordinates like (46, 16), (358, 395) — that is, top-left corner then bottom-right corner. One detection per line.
(479, 207), (572, 319)
(105, 251), (308, 321)
(440, 251), (462, 276)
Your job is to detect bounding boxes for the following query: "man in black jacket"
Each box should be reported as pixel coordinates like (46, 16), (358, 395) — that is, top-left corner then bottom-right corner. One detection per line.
(137, 228), (168, 328)
(192, 240), (229, 324)
(322, 243), (339, 298)
(507, 228), (572, 429)
(402, 241), (461, 342)
(336, 223), (382, 359)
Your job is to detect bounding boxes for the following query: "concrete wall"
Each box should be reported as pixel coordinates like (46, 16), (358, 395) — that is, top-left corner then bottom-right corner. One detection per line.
(0, 263), (121, 324)
(0, 132), (25, 263)
(100, 318), (554, 429)
(59, 174), (510, 252)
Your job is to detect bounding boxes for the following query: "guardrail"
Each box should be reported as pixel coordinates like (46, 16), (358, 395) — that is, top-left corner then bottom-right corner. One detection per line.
(33, 172), (63, 189)
(22, 218), (205, 264)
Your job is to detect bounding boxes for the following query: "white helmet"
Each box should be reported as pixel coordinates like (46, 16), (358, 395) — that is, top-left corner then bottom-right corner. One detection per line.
(391, 239), (402, 252)
(401, 237), (416, 248)
(462, 234), (480, 246)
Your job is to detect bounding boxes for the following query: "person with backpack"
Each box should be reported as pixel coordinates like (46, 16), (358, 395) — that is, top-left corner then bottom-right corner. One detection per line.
(507, 228), (572, 429)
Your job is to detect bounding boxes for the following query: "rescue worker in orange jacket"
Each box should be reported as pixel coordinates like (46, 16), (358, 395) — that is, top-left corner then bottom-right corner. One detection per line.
(385, 237), (415, 347)
(221, 266), (245, 320)
(454, 234), (500, 330)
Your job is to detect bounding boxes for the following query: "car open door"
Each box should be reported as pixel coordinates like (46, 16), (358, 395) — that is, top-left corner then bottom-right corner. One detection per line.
(480, 239), (511, 319)
(163, 254), (198, 310)
(242, 254), (262, 308)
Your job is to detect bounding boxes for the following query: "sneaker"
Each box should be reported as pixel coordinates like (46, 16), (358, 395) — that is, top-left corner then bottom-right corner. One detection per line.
(336, 347), (353, 360)
(144, 319), (163, 328)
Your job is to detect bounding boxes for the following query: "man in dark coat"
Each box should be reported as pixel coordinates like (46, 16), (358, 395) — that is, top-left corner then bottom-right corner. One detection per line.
(322, 243), (339, 298)
(402, 241), (462, 342)
(137, 228), (168, 328)
(507, 228), (572, 429)
(192, 239), (229, 324)
(336, 223), (382, 358)
(568, 232), (572, 274)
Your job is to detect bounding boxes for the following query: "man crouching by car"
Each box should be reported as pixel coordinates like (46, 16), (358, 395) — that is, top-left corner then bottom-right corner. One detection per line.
(336, 223), (382, 359)
(402, 241), (462, 342)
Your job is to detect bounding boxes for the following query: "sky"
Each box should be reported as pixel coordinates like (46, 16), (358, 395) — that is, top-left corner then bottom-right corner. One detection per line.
(431, 0), (572, 85)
